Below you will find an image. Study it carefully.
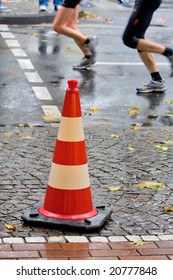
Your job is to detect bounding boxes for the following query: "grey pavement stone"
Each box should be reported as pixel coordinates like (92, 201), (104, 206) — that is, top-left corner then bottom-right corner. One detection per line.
(1, 125), (173, 238)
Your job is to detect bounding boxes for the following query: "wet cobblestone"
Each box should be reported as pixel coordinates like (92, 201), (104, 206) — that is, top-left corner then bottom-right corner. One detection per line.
(1, 124), (173, 237)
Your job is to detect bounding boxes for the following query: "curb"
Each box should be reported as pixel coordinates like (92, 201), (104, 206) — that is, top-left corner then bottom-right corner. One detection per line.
(1, 235), (173, 244)
(0, 10), (84, 25)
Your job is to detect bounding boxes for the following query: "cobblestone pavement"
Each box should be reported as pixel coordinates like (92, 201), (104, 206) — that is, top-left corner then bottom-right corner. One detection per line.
(1, 124), (173, 239)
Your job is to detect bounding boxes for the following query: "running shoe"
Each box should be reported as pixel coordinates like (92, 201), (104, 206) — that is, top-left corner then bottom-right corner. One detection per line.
(39, 5), (47, 12)
(86, 36), (98, 57)
(73, 56), (96, 70)
(136, 79), (167, 93)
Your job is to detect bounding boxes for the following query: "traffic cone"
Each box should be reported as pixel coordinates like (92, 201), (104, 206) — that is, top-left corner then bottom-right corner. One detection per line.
(22, 80), (112, 231)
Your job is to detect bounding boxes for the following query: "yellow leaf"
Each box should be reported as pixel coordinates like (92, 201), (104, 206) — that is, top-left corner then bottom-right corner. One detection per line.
(164, 206), (173, 213)
(108, 186), (121, 192)
(132, 240), (145, 246)
(166, 99), (173, 104)
(129, 107), (139, 115)
(131, 124), (141, 130)
(127, 146), (135, 151)
(90, 107), (101, 113)
(4, 132), (13, 137)
(155, 145), (168, 151)
(5, 224), (18, 231)
(136, 181), (165, 190)
(21, 136), (33, 140)
(110, 134), (119, 138)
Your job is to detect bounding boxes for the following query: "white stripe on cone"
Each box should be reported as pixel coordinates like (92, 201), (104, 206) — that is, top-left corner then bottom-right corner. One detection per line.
(48, 163), (90, 190)
(57, 117), (84, 142)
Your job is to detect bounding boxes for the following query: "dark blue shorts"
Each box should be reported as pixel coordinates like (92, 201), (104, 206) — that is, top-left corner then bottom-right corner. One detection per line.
(62, 0), (81, 9)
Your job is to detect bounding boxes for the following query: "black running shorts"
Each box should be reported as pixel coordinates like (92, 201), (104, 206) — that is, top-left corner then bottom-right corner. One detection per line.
(62, 0), (81, 9)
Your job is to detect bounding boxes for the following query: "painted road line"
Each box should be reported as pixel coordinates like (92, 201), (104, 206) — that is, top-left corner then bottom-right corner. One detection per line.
(17, 59), (35, 70)
(42, 105), (61, 118)
(0, 32), (15, 38)
(24, 72), (43, 83)
(0, 25), (9, 31)
(11, 48), (27, 57)
(32, 86), (52, 100)
(97, 61), (169, 66)
(5, 39), (21, 47)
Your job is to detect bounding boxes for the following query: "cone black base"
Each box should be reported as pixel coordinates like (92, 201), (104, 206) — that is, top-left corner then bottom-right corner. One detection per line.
(22, 202), (112, 232)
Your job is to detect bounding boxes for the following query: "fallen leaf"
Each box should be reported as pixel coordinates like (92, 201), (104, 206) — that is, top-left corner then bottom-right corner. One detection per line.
(155, 145), (168, 151)
(129, 107), (139, 115)
(127, 146), (135, 151)
(4, 132), (13, 137)
(132, 240), (145, 246)
(5, 224), (18, 231)
(110, 134), (119, 138)
(90, 107), (101, 113)
(164, 206), (173, 213)
(136, 181), (166, 190)
(166, 99), (173, 104)
(108, 186), (121, 192)
(21, 136), (33, 140)
(131, 124), (141, 130)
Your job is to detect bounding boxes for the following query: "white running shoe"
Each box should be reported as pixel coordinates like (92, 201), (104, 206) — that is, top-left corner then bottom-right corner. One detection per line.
(136, 79), (167, 93)
(39, 5), (47, 12)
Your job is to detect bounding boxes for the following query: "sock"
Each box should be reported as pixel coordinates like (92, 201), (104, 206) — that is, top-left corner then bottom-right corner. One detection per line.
(163, 47), (173, 57)
(151, 72), (162, 82)
(85, 38), (90, 45)
(85, 55), (91, 59)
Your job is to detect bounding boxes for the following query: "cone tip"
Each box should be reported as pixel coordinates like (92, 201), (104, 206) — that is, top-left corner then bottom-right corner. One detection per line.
(68, 80), (78, 88)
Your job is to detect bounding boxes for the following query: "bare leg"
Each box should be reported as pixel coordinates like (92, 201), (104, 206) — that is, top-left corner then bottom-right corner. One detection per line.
(53, 5), (91, 56)
(137, 38), (165, 54)
(138, 52), (158, 73)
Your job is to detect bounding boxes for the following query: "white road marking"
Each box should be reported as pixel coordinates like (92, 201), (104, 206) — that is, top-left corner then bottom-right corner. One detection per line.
(11, 48), (27, 57)
(17, 59), (35, 70)
(97, 61), (169, 66)
(32, 86), (52, 100)
(5, 39), (21, 47)
(0, 25), (9, 31)
(0, 32), (15, 38)
(24, 72), (43, 83)
(42, 105), (61, 118)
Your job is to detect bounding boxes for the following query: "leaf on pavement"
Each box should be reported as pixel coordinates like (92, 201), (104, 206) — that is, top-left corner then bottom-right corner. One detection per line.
(90, 107), (101, 113)
(4, 132), (13, 137)
(5, 224), (18, 231)
(132, 240), (145, 246)
(164, 206), (173, 213)
(131, 124), (141, 130)
(129, 107), (139, 115)
(136, 181), (166, 190)
(108, 186), (121, 192)
(127, 146), (135, 151)
(110, 134), (120, 138)
(166, 99), (173, 104)
(155, 145), (168, 151)
(21, 136), (33, 140)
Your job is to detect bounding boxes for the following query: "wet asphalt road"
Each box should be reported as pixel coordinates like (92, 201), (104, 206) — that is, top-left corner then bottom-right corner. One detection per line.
(0, 2), (173, 129)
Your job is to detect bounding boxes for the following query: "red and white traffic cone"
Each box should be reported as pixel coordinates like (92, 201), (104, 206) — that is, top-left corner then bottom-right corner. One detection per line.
(39, 80), (97, 220)
(22, 80), (112, 231)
